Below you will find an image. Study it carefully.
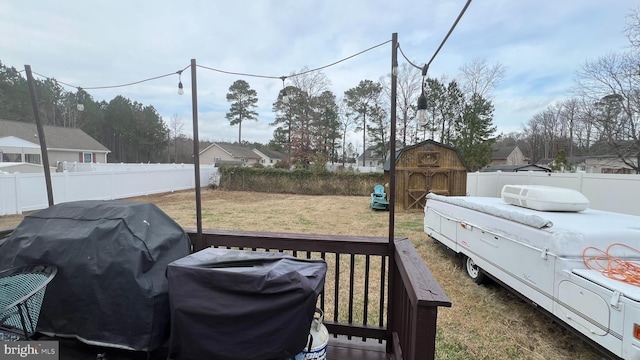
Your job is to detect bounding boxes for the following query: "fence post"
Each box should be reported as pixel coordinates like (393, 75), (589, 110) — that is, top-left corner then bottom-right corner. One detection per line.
(14, 173), (22, 214)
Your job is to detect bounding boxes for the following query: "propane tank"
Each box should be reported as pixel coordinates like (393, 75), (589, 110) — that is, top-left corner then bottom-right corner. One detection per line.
(293, 308), (329, 360)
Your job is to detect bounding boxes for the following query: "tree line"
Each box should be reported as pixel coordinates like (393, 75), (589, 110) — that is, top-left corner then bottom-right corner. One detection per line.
(3, 9), (637, 172)
(225, 61), (502, 171)
(497, 8), (640, 173)
(0, 63), (178, 163)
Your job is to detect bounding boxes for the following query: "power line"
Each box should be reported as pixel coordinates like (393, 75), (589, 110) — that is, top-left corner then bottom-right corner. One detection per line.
(398, 0), (473, 74)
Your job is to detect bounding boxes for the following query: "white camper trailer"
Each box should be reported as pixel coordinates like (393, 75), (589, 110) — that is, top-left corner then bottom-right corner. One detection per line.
(424, 185), (640, 360)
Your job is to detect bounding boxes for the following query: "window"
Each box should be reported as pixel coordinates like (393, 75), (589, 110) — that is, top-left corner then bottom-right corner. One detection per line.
(83, 152), (93, 163)
(25, 154), (41, 164)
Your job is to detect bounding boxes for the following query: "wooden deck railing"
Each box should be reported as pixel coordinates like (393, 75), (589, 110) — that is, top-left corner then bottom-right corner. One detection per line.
(187, 228), (452, 360)
(0, 227), (451, 359)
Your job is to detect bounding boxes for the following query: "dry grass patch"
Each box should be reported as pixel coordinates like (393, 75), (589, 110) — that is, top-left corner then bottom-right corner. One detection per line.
(0, 189), (607, 360)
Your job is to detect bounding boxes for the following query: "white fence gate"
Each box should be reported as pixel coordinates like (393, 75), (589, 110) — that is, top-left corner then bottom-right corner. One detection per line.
(0, 164), (219, 216)
(467, 171), (640, 216)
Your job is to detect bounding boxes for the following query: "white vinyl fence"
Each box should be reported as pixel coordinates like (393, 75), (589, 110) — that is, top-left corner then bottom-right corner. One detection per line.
(467, 171), (640, 216)
(0, 164), (219, 216)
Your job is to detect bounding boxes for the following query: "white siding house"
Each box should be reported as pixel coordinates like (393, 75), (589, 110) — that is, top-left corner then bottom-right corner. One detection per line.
(0, 119), (110, 169)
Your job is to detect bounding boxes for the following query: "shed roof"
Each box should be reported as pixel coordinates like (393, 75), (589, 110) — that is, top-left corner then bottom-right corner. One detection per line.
(383, 139), (470, 171)
(0, 119), (109, 152)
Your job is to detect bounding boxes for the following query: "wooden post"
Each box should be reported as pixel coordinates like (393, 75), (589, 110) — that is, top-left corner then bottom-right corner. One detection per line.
(24, 65), (54, 207)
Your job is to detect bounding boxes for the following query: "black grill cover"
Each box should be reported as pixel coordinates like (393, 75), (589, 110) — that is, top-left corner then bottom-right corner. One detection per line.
(167, 248), (327, 360)
(0, 200), (191, 351)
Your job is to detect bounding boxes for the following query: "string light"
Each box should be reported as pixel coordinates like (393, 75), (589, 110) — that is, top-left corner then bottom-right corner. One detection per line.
(76, 87), (84, 111)
(280, 76), (289, 104)
(177, 70), (184, 95)
(397, 0), (473, 127)
(417, 65), (428, 126)
(25, 38), (391, 103)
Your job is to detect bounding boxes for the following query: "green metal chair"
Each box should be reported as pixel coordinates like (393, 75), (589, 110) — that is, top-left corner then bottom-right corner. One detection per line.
(0, 264), (57, 341)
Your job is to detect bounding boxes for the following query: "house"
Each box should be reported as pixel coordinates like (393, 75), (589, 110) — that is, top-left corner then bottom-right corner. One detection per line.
(0, 119), (110, 167)
(356, 142), (404, 168)
(356, 146), (385, 167)
(584, 155), (637, 174)
(489, 145), (527, 167)
(252, 148), (284, 167)
(199, 142), (261, 167)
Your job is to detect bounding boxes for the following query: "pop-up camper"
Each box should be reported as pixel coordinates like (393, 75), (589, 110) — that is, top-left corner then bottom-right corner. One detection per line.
(424, 185), (640, 359)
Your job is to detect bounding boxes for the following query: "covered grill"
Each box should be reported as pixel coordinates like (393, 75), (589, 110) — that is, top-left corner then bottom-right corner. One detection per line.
(167, 248), (327, 360)
(0, 200), (191, 351)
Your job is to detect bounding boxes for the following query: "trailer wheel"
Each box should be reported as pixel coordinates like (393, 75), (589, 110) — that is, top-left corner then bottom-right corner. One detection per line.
(464, 256), (486, 284)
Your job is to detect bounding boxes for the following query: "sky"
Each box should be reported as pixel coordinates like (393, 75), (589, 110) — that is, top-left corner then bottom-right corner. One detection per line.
(1, 1), (637, 148)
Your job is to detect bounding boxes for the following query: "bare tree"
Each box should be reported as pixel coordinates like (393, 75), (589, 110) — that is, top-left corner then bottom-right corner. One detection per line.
(289, 67), (331, 99)
(381, 63), (421, 146)
(337, 101), (356, 166)
(624, 7), (640, 49)
(169, 114), (184, 163)
(457, 58), (506, 98)
(575, 52), (640, 172)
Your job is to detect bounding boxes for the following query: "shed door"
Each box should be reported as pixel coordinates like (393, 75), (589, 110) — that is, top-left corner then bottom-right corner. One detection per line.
(403, 169), (451, 210)
(404, 170), (428, 210)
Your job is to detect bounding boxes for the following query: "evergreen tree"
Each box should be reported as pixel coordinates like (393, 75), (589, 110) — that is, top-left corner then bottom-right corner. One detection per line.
(225, 80), (259, 143)
(452, 94), (496, 171)
(343, 80), (383, 166)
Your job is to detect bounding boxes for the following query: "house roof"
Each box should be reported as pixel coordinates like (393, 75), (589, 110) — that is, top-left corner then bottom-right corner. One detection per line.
(356, 142), (403, 161)
(200, 142), (260, 159)
(491, 145), (518, 160)
(253, 148), (284, 159)
(482, 164), (551, 172)
(383, 139), (470, 171)
(0, 119), (110, 152)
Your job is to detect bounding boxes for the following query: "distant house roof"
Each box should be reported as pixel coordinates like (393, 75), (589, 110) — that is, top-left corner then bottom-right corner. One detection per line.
(482, 164), (551, 172)
(200, 142), (261, 159)
(491, 145), (517, 160)
(254, 148), (284, 160)
(0, 119), (109, 152)
(383, 139), (470, 171)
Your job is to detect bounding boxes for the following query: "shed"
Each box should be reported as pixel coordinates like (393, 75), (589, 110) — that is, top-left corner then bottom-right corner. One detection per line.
(384, 140), (469, 210)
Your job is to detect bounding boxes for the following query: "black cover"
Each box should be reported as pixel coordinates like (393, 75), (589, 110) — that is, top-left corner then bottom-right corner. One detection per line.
(0, 200), (192, 351)
(167, 248), (327, 360)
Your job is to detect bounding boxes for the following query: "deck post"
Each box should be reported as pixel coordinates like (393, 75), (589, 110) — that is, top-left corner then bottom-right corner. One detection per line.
(386, 31), (399, 353)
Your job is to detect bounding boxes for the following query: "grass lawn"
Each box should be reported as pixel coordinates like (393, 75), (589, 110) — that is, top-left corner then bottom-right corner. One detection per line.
(0, 189), (607, 360)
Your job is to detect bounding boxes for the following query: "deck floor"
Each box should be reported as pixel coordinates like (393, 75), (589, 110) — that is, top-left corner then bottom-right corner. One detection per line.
(39, 335), (393, 360)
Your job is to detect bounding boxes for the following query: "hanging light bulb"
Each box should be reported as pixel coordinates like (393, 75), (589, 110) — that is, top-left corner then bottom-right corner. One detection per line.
(417, 91), (427, 126)
(177, 71), (184, 95)
(280, 76), (289, 104)
(416, 66), (428, 126)
(178, 81), (184, 95)
(76, 87), (84, 111)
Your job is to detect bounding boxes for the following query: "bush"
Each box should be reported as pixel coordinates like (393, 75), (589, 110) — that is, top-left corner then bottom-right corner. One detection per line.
(217, 166), (383, 196)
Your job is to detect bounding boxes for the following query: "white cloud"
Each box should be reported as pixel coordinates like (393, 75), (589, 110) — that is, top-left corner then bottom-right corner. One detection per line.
(1, 0), (637, 146)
